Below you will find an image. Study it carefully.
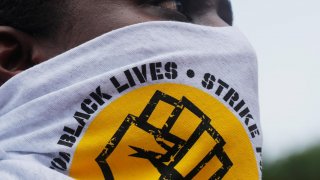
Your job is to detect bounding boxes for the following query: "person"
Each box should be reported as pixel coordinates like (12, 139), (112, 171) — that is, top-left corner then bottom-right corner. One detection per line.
(0, 0), (262, 179)
(0, 0), (233, 83)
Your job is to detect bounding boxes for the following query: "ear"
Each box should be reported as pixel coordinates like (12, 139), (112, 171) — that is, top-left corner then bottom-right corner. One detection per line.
(0, 26), (36, 85)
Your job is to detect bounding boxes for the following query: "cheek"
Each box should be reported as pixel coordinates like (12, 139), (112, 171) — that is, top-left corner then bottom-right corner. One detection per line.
(110, 3), (188, 28)
(138, 5), (188, 21)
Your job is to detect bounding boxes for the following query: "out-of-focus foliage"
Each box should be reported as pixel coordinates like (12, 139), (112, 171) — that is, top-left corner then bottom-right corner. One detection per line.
(263, 144), (320, 180)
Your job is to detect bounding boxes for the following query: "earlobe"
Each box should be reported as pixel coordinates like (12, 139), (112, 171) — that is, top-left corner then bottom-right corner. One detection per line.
(0, 26), (35, 86)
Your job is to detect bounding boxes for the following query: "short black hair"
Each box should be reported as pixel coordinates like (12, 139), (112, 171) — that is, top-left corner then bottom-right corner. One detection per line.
(0, 0), (66, 37)
(218, 0), (233, 25)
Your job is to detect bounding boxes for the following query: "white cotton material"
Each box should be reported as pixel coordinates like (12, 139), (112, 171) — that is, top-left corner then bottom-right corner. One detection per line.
(0, 21), (262, 179)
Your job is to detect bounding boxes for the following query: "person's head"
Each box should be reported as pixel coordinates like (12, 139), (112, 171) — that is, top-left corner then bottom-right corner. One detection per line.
(0, 0), (232, 85)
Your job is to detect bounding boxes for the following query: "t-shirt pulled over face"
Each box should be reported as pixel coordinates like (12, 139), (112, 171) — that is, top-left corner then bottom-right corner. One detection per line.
(0, 21), (262, 179)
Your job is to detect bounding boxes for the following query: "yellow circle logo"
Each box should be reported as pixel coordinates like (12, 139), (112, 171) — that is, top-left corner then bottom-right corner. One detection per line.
(70, 83), (258, 179)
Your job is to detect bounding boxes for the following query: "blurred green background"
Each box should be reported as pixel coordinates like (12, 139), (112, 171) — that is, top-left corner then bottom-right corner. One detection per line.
(263, 144), (320, 179)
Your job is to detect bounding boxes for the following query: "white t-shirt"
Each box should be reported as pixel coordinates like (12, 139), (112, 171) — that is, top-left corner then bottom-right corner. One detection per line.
(0, 21), (262, 179)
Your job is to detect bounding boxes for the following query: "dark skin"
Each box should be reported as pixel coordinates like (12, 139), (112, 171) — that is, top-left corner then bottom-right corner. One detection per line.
(0, 0), (228, 86)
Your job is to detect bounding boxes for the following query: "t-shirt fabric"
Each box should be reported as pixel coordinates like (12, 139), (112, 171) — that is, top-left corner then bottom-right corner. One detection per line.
(0, 21), (262, 179)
